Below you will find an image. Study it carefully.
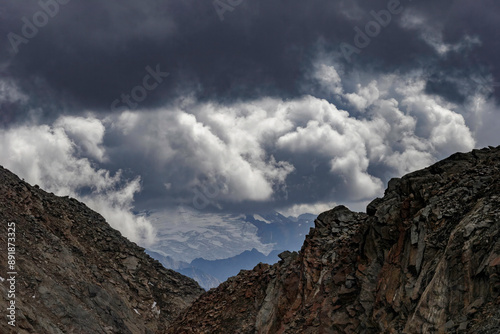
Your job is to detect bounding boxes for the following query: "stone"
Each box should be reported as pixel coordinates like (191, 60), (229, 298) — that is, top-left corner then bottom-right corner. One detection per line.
(0, 166), (204, 334)
(168, 146), (500, 333)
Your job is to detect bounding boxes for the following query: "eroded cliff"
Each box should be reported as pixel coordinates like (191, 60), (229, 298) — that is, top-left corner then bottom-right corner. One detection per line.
(168, 146), (500, 333)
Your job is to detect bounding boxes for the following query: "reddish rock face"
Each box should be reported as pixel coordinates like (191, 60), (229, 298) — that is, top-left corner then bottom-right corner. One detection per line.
(168, 146), (500, 334)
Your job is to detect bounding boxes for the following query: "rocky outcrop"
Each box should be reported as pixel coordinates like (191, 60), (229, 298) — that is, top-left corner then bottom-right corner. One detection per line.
(168, 146), (500, 333)
(0, 166), (204, 334)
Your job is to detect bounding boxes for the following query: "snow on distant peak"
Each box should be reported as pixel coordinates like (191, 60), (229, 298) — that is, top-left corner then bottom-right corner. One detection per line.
(147, 208), (274, 262)
(253, 214), (271, 224)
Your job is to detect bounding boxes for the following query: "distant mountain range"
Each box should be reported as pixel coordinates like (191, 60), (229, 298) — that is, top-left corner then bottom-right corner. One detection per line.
(146, 248), (283, 290)
(190, 248), (282, 283)
(144, 211), (316, 289)
(247, 212), (317, 251)
(145, 250), (222, 290)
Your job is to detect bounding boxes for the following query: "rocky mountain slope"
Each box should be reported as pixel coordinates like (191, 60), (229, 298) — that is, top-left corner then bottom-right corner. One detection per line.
(168, 146), (500, 333)
(0, 166), (204, 334)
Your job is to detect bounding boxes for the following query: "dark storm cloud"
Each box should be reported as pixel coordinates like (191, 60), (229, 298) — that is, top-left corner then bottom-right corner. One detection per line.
(3, 0), (498, 123)
(0, 0), (498, 220)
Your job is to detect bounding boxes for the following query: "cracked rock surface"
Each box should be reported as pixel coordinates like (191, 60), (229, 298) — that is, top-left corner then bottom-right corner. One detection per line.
(168, 146), (500, 334)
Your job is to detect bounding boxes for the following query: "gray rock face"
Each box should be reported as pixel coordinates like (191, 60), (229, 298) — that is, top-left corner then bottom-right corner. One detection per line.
(0, 166), (204, 334)
(168, 146), (500, 333)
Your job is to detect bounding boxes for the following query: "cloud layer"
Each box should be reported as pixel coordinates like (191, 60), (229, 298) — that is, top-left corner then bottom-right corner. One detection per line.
(1, 0), (499, 120)
(71, 66), (479, 215)
(0, 54), (489, 235)
(0, 0), (499, 244)
(0, 115), (155, 245)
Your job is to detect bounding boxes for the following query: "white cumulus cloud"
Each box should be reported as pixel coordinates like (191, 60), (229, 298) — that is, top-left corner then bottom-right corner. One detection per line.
(0, 117), (155, 246)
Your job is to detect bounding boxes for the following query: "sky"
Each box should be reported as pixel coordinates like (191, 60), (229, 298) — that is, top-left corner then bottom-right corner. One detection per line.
(0, 0), (499, 245)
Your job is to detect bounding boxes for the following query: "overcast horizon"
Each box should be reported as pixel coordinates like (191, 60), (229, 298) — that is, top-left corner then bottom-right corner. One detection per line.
(1, 0), (499, 245)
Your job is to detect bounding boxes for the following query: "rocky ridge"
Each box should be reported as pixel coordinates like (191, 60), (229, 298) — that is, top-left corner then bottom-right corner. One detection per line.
(0, 166), (204, 334)
(168, 146), (500, 333)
